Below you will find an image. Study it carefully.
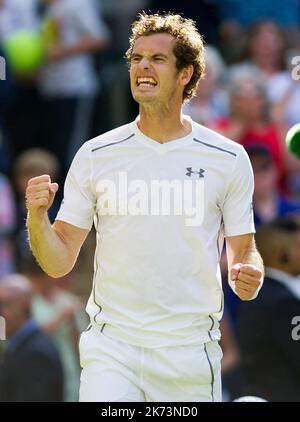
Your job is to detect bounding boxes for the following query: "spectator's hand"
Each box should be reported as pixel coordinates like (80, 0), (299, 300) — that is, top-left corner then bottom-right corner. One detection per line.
(26, 175), (58, 220)
(231, 263), (263, 301)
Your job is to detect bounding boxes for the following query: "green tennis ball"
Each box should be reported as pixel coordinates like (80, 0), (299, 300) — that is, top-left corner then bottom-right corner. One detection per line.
(3, 30), (45, 75)
(286, 123), (300, 159)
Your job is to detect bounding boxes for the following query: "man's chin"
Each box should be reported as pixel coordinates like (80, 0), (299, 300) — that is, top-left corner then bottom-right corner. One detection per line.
(132, 92), (157, 105)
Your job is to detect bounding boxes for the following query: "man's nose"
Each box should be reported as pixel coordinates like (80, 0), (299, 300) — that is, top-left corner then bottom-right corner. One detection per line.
(139, 57), (150, 69)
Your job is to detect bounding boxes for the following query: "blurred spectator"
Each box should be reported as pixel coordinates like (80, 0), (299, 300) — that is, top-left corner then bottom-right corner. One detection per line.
(0, 274), (63, 401)
(237, 218), (300, 402)
(0, 0), (44, 158)
(268, 62), (300, 131)
(0, 0), (40, 41)
(184, 45), (229, 126)
(23, 257), (88, 402)
(229, 21), (288, 79)
(217, 1), (300, 57)
(0, 173), (16, 279)
(38, 0), (110, 175)
(247, 145), (300, 225)
(212, 77), (287, 184)
(13, 148), (60, 269)
(228, 21), (300, 128)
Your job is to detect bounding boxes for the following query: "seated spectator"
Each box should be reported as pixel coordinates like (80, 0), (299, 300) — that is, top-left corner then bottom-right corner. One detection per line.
(0, 173), (16, 279)
(228, 21), (300, 128)
(22, 257), (88, 402)
(247, 145), (300, 225)
(0, 273), (63, 401)
(237, 218), (300, 402)
(212, 77), (287, 187)
(13, 148), (60, 269)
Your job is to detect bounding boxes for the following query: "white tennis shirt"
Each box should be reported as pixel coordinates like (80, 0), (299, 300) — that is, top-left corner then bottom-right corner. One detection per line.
(56, 117), (255, 347)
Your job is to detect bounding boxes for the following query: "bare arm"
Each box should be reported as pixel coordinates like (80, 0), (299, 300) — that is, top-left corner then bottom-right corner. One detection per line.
(226, 233), (264, 300)
(26, 175), (89, 278)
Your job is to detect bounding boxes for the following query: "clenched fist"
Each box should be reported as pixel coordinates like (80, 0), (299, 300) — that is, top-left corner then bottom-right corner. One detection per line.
(26, 175), (59, 219)
(230, 263), (263, 301)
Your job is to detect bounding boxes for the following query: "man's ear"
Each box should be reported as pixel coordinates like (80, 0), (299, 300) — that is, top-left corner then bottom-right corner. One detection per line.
(180, 65), (194, 87)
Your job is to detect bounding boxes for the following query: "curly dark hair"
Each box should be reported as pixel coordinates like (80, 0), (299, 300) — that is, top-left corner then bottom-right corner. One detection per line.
(125, 12), (206, 103)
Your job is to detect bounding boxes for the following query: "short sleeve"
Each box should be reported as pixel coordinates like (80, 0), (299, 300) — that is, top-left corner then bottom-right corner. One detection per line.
(55, 143), (96, 230)
(222, 147), (255, 237)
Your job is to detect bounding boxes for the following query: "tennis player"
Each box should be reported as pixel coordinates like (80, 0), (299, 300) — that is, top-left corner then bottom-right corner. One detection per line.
(26, 13), (264, 402)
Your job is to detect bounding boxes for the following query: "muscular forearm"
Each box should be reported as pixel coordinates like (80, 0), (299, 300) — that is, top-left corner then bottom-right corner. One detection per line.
(27, 213), (75, 278)
(227, 234), (265, 300)
(237, 244), (264, 278)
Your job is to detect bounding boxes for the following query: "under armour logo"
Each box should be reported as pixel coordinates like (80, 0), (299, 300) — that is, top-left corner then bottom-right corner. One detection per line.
(186, 167), (205, 178)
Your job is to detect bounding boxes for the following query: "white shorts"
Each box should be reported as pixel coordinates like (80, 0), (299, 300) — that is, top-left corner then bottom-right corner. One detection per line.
(79, 324), (222, 402)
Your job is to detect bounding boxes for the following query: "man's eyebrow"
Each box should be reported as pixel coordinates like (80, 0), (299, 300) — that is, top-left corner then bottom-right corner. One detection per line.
(152, 53), (168, 58)
(131, 52), (169, 59)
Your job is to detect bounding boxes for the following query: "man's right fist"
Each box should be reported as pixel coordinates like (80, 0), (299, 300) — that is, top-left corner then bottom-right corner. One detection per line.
(26, 175), (59, 217)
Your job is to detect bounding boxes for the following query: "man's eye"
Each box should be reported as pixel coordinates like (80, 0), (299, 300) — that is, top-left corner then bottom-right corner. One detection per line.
(131, 57), (141, 63)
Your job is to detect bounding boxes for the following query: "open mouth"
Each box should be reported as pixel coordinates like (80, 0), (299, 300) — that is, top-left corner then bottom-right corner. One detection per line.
(136, 77), (158, 87)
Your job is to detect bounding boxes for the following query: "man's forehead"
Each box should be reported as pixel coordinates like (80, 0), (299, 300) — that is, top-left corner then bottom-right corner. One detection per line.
(132, 33), (176, 54)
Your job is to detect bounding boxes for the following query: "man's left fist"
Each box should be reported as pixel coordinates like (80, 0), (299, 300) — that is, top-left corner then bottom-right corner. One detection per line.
(230, 263), (263, 301)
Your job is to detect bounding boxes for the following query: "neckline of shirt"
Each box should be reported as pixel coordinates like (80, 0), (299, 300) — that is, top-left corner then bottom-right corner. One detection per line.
(132, 116), (195, 153)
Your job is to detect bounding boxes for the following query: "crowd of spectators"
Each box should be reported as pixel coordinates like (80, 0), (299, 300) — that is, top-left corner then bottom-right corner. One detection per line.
(0, 0), (300, 402)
